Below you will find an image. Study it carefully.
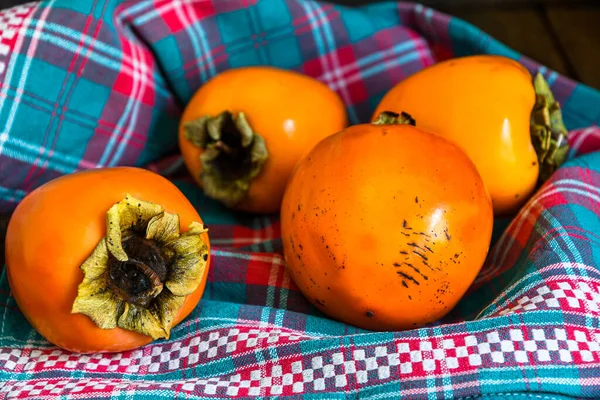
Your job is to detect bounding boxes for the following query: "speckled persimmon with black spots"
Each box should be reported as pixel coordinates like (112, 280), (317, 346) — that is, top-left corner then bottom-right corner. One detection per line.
(280, 117), (494, 331)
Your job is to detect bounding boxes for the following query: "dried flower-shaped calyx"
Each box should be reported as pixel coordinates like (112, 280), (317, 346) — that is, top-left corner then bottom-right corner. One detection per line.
(72, 194), (209, 340)
(373, 111), (416, 126)
(183, 111), (268, 208)
(530, 72), (570, 183)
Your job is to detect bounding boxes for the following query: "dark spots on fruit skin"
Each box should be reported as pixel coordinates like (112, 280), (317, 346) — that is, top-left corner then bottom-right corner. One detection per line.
(413, 251), (428, 261)
(203, 254), (208, 261)
(397, 271), (419, 285)
(423, 259), (436, 270)
(424, 245), (433, 253)
(402, 281), (408, 288)
(399, 251), (408, 255)
(315, 299), (326, 307)
(292, 212), (295, 219)
(415, 196), (419, 203)
(366, 311), (375, 318)
(532, 161), (537, 166)
(444, 229), (451, 241)
(514, 194), (520, 198)
(408, 295), (412, 300)
(402, 262), (428, 281)
(299, 244), (303, 251)
(401, 232), (410, 237)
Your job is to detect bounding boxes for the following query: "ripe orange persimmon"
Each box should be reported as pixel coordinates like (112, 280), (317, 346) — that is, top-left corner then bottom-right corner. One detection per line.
(5, 167), (210, 353)
(280, 113), (494, 331)
(179, 66), (347, 214)
(373, 55), (569, 216)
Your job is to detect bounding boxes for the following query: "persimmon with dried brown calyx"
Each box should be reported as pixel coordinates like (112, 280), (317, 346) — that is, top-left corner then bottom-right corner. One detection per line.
(179, 66), (348, 214)
(5, 167), (210, 353)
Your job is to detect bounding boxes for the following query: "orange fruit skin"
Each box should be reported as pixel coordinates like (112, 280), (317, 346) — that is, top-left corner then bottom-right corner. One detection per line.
(373, 55), (538, 216)
(280, 123), (493, 331)
(5, 167), (210, 353)
(179, 66), (348, 214)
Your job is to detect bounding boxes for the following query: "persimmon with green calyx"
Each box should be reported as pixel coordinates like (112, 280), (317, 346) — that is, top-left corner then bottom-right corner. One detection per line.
(280, 111), (494, 331)
(5, 167), (210, 353)
(373, 55), (570, 216)
(179, 66), (348, 214)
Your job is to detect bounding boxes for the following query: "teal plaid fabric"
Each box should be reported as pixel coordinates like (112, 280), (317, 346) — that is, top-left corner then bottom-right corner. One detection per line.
(0, 0), (599, 398)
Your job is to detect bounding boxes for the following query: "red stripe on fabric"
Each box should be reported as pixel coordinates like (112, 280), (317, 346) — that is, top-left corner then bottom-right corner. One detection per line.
(28, 9), (111, 191)
(578, 164), (600, 214)
(291, 3), (335, 27)
(19, 4), (98, 192)
(182, 44), (226, 75)
(530, 228), (590, 255)
(407, 29), (435, 69)
(245, 256), (273, 286)
(0, 83), (150, 145)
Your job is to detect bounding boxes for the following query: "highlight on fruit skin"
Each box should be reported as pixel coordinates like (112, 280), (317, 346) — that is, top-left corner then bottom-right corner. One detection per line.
(280, 112), (494, 331)
(373, 55), (569, 216)
(5, 167), (211, 353)
(179, 66), (348, 214)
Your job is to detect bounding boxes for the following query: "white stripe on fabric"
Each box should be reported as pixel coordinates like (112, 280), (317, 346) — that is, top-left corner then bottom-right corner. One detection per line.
(477, 263), (600, 318)
(302, 1), (359, 124)
(0, 2), (45, 156)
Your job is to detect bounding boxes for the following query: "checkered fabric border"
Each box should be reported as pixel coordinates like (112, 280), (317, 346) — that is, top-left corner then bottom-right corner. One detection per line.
(0, 0), (599, 398)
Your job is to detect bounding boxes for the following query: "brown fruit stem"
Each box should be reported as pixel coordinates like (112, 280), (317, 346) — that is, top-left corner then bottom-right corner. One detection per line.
(183, 111), (268, 208)
(530, 72), (570, 183)
(72, 194), (209, 340)
(106, 233), (167, 308)
(373, 111), (416, 126)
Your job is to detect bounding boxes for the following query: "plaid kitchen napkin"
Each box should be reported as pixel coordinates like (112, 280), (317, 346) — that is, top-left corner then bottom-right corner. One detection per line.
(0, 0), (599, 398)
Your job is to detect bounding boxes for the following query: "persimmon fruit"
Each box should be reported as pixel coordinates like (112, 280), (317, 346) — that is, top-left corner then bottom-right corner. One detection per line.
(179, 66), (347, 214)
(5, 167), (210, 353)
(373, 55), (570, 216)
(280, 112), (494, 331)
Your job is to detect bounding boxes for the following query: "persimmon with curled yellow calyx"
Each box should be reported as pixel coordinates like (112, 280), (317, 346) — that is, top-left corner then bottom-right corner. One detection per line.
(5, 167), (210, 353)
(373, 55), (569, 216)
